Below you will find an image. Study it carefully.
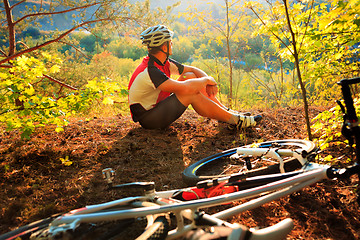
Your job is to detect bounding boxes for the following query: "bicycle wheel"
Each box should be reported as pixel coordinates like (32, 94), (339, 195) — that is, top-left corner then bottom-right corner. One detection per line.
(0, 202), (169, 240)
(182, 139), (317, 186)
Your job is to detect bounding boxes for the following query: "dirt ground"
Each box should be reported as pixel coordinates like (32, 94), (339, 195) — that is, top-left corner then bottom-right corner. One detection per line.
(1, 107), (360, 239)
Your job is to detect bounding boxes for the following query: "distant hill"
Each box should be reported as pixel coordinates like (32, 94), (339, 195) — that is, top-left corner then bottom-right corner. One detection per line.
(132, 0), (226, 11)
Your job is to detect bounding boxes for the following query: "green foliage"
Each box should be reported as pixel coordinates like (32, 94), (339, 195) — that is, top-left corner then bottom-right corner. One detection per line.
(53, 50), (139, 92)
(107, 37), (147, 61)
(243, 53), (263, 71)
(79, 34), (97, 53)
(247, 0), (360, 106)
(0, 54), (127, 139)
(299, 0), (360, 104)
(19, 26), (42, 40)
(190, 57), (229, 95)
(311, 97), (360, 154)
(311, 105), (343, 151)
(172, 36), (195, 63)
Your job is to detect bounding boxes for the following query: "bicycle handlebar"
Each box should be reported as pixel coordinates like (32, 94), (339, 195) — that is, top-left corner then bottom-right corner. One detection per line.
(338, 77), (360, 123)
(337, 78), (360, 166)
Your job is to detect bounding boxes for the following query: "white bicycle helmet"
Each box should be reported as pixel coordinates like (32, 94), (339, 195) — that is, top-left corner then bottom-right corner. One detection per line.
(140, 25), (174, 48)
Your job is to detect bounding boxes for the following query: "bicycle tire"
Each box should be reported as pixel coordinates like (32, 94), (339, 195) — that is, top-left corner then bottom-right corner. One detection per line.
(0, 214), (61, 240)
(0, 203), (169, 240)
(182, 139), (317, 186)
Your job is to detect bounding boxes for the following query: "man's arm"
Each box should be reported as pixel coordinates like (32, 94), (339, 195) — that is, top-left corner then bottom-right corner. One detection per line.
(169, 60), (207, 78)
(183, 65), (208, 78)
(168, 62), (218, 97)
(158, 76), (217, 96)
(182, 65), (218, 97)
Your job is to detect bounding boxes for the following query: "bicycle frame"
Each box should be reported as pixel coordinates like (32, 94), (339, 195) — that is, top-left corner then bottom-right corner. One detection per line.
(47, 163), (330, 239)
(234, 146), (308, 173)
(187, 139), (313, 182)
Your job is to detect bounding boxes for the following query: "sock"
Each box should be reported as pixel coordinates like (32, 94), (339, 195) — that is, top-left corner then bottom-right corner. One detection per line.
(228, 114), (240, 125)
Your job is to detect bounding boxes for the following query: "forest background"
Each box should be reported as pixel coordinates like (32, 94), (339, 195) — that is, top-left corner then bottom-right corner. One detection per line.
(2, 1), (360, 238)
(1, 0), (360, 143)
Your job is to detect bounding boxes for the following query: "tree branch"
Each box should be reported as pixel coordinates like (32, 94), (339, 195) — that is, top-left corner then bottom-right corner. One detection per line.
(43, 74), (78, 91)
(305, 30), (360, 37)
(10, 0), (26, 10)
(188, 9), (226, 37)
(0, 64), (13, 68)
(298, 0), (315, 55)
(0, 18), (112, 65)
(0, 48), (8, 57)
(248, 6), (294, 55)
(4, 0), (15, 56)
(58, 40), (90, 59)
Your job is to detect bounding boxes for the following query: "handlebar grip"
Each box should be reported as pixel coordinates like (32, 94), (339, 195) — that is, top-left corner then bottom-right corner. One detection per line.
(338, 77), (360, 85)
(229, 218), (294, 240)
(187, 218), (294, 240)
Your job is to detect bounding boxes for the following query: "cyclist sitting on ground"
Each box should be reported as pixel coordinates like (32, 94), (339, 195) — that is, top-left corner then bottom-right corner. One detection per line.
(128, 24), (262, 130)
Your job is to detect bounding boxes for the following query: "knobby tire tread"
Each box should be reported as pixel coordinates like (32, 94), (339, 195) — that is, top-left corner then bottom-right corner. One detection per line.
(1, 209), (169, 240)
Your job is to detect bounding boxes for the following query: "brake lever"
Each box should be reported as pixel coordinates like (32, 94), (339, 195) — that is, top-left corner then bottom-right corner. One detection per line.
(102, 168), (155, 193)
(111, 182), (156, 192)
(336, 100), (355, 146)
(336, 100), (346, 114)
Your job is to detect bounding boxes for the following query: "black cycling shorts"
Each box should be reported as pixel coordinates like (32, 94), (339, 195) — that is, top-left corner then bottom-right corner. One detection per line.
(137, 94), (187, 129)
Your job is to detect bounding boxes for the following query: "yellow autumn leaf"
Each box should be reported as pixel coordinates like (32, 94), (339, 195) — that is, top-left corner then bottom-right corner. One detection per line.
(60, 156), (72, 166)
(41, 52), (52, 60)
(0, 72), (8, 79)
(102, 97), (114, 105)
(24, 86), (35, 95)
(86, 80), (100, 91)
(50, 65), (61, 73)
(55, 126), (64, 132)
(334, 52), (343, 60)
(323, 155), (334, 162)
(17, 55), (29, 68)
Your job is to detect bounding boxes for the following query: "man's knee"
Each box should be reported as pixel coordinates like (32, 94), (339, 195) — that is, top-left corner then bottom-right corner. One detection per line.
(178, 71), (196, 81)
(176, 91), (203, 106)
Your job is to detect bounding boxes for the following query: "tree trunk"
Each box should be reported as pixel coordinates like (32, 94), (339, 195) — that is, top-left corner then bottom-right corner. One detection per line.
(225, 0), (233, 108)
(283, 0), (312, 140)
(4, 0), (15, 56)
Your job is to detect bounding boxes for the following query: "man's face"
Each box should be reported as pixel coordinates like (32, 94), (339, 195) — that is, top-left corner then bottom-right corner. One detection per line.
(162, 40), (173, 56)
(168, 40), (173, 55)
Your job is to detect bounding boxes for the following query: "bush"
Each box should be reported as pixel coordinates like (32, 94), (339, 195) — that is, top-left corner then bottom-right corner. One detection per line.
(0, 54), (127, 139)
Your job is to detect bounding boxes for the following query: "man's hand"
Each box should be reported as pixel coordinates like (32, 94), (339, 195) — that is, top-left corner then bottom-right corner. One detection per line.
(206, 76), (218, 97)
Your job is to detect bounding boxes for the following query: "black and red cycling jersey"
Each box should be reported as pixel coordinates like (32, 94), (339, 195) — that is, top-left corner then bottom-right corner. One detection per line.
(128, 55), (184, 122)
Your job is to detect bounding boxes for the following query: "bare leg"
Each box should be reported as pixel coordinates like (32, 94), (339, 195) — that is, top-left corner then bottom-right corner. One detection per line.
(177, 72), (228, 110)
(176, 91), (232, 122)
(176, 72), (260, 127)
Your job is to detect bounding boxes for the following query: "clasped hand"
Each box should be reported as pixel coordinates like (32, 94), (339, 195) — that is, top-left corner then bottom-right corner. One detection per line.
(206, 76), (218, 97)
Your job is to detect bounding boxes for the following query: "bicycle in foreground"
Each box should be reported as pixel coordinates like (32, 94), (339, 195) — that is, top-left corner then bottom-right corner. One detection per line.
(1, 77), (359, 240)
